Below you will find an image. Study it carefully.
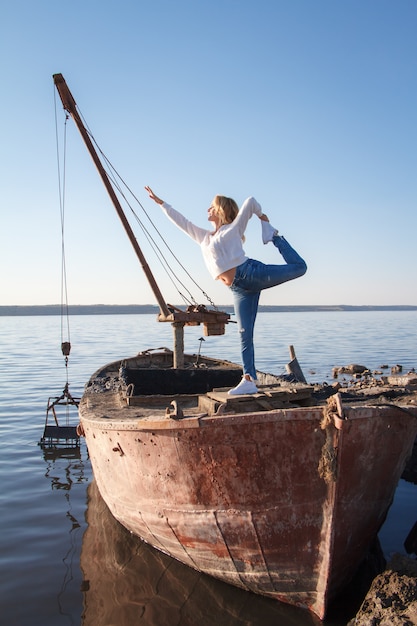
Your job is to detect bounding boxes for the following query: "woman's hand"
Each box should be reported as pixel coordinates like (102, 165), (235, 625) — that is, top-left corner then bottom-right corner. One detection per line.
(259, 213), (269, 222)
(145, 186), (164, 205)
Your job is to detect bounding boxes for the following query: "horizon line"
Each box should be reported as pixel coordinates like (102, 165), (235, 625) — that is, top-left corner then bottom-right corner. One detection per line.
(1, 303), (417, 316)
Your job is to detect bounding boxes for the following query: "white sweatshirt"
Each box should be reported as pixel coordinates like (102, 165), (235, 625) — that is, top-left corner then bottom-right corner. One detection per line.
(161, 197), (263, 279)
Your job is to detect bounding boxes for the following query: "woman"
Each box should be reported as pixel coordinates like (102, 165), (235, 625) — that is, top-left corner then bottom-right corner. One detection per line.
(145, 186), (307, 395)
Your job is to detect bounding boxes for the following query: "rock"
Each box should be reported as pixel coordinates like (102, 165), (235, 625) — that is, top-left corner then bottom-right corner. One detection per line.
(348, 554), (417, 625)
(333, 364), (369, 378)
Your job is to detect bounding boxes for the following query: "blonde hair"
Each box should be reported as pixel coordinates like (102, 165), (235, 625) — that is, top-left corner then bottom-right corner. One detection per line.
(211, 195), (239, 227)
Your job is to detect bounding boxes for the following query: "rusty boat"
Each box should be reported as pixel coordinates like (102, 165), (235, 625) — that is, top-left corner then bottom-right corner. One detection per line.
(77, 349), (417, 619)
(54, 74), (417, 619)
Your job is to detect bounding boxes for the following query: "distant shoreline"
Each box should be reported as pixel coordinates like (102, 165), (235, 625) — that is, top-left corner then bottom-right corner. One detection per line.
(1, 304), (417, 316)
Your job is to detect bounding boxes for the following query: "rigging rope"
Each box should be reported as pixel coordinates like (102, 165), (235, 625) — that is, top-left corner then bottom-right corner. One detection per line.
(54, 88), (73, 405)
(73, 106), (218, 310)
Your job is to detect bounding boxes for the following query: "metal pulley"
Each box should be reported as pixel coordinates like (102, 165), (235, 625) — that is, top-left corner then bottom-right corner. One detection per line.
(61, 341), (71, 367)
(61, 341), (71, 357)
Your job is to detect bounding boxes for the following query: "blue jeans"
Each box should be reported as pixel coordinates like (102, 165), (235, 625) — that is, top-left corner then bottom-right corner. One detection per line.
(229, 235), (307, 380)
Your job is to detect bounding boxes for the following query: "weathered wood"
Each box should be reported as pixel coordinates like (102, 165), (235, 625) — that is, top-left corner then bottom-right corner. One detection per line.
(158, 309), (230, 325)
(172, 322), (185, 368)
(199, 385), (314, 415)
(286, 344), (307, 383)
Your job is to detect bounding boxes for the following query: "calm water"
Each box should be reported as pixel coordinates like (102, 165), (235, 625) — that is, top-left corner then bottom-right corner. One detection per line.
(0, 311), (416, 625)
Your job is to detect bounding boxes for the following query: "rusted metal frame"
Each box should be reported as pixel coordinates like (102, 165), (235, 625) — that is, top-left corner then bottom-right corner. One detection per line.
(47, 403), (59, 427)
(46, 387), (80, 425)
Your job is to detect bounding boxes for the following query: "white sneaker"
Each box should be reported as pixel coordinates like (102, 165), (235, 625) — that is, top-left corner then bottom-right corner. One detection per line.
(262, 221), (279, 244)
(228, 376), (258, 395)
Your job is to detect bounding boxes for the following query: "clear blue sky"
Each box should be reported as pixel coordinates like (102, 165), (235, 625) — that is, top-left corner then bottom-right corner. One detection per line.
(1, 0), (416, 307)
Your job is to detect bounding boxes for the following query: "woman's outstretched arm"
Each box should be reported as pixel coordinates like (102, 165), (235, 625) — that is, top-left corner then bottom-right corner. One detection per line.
(145, 186), (164, 205)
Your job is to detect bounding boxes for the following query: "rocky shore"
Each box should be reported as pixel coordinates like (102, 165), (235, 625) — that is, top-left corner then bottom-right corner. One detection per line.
(348, 554), (417, 625)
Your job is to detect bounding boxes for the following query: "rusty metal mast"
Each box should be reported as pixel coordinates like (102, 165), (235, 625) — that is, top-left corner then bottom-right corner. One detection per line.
(53, 73), (171, 318)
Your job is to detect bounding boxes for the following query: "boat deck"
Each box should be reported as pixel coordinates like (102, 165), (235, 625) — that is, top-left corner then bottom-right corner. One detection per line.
(79, 352), (417, 430)
(80, 382), (317, 425)
(81, 378), (417, 430)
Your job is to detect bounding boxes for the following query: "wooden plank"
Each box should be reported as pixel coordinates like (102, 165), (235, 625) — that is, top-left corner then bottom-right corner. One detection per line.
(207, 386), (313, 403)
(286, 345), (307, 383)
(198, 386), (314, 416)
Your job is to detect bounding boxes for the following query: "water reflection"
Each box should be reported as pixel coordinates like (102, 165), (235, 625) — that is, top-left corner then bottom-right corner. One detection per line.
(80, 481), (367, 626)
(41, 444), (87, 491)
(39, 442), (90, 625)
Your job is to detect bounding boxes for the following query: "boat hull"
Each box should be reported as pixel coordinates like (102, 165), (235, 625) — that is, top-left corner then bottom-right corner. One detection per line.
(79, 355), (417, 618)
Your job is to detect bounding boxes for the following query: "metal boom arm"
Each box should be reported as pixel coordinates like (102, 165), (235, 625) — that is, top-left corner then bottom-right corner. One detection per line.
(53, 73), (170, 318)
